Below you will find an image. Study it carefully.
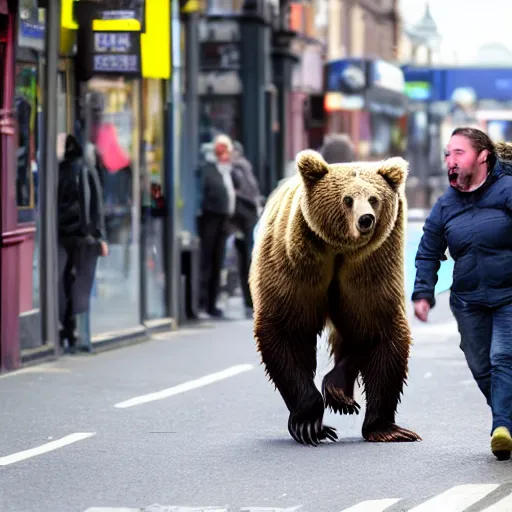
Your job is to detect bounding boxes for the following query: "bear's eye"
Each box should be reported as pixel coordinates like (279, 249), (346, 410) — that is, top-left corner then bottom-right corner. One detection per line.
(343, 196), (354, 208)
(369, 196), (379, 207)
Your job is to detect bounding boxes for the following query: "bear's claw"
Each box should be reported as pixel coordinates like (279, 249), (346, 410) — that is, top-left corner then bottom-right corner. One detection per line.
(323, 384), (361, 416)
(288, 417), (338, 446)
(363, 423), (421, 443)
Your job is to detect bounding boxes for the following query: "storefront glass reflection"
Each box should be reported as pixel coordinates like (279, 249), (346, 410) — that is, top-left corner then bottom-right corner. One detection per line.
(87, 78), (141, 335)
(15, 63), (37, 218)
(142, 78), (165, 320)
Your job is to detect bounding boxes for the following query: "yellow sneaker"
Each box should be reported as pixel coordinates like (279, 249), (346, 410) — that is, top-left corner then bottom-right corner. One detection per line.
(491, 427), (512, 460)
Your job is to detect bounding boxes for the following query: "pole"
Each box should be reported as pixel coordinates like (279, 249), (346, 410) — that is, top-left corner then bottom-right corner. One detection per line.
(40, 0), (61, 353)
(164, 0), (182, 322)
(183, 11), (199, 235)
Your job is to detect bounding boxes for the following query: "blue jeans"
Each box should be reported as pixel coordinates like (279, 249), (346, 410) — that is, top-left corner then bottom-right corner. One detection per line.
(450, 294), (512, 434)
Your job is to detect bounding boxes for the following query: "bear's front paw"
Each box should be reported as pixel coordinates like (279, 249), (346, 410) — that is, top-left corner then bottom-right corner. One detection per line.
(288, 393), (338, 446)
(323, 383), (361, 416)
(362, 422), (421, 443)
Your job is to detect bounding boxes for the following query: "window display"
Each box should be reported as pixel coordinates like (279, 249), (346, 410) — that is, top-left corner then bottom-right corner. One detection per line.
(87, 78), (141, 335)
(15, 63), (37, 221)
(142, 78), (166, 320)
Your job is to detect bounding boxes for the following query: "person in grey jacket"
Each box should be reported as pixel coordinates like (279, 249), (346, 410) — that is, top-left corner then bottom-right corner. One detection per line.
(230, 141), (262, 318)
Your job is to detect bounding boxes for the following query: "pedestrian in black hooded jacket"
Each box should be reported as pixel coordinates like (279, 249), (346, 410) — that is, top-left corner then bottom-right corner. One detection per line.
(57, 134), (108, 353)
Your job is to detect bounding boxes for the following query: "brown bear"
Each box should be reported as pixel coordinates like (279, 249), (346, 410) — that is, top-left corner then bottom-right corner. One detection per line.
(249, 149), (421, 446)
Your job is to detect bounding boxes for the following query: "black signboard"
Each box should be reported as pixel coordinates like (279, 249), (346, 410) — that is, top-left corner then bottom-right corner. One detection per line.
(88, 31), (142, 76)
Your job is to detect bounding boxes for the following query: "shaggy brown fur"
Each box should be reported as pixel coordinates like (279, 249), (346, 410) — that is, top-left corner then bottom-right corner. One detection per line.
(249, 149), (421, 446)
(495, 142), (512, 162)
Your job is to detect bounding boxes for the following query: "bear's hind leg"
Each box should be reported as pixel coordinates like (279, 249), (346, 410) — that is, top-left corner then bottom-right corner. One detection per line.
(255, 319), (337, 446)
(360, 327), (421, 443)
(322, 329), (361, 415)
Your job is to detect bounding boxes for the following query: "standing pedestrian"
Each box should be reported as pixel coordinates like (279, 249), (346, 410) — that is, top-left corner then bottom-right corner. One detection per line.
(412, 126), (512, 460)
(230, 141), (262, 319)
(197, 134), (236, 318)
(57, 133), (108, 353)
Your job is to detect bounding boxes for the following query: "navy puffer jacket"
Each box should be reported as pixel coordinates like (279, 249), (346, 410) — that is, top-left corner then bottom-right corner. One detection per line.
(412, 159), (512, 308)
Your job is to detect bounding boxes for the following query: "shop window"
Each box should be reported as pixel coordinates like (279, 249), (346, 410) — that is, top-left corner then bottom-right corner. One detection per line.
(87, 78), (141, 336)
(142, 78), (166, 320)
(15, 63), (38, 223)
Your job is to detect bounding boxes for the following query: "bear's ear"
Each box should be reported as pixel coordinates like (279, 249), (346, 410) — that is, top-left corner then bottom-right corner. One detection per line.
(377, 157), (409, 189)
(296, 149), (329, 183)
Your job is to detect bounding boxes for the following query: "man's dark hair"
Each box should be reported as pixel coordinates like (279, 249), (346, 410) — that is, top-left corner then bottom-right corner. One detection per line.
(320, 133), (355, 164)
(451, 126), (497, 170)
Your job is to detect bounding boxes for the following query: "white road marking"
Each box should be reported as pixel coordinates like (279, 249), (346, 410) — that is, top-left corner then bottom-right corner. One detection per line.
(424, 372), (432, 379)
(240, 508), (302, 511)
(482, 491), (512, 511)
(86, 507), (229, 512)
(408, 484), (500, 511)
(85, 509), (139, 512)
(0, 432), (96, 466)
(114, 364), (255, 409)
(83, 486), (512, 512)
(0, 366), (71, 379)
(148, 508), (228, 512)
(340, 498), (401, 511)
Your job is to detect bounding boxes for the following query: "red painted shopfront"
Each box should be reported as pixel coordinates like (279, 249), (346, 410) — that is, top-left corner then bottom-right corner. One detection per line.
(0, 0), (28, 371)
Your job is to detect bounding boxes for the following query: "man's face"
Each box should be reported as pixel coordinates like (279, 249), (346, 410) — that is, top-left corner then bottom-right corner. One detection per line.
(215, 143), (231, 163)
(444, 134), (480, 191)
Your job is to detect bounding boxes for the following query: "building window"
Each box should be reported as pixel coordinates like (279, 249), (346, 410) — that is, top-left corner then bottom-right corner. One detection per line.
(15, 63), (38, 221)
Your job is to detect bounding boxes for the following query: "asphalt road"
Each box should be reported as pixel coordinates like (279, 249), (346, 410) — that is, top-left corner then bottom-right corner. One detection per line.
(1, 292), (512, 512)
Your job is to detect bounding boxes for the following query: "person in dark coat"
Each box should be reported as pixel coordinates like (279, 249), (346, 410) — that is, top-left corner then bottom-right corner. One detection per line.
(57, 134), (108, 353)
(412, 126), (512, 461)
(230, 141), (262, 318)
(197, 134), (236, 318)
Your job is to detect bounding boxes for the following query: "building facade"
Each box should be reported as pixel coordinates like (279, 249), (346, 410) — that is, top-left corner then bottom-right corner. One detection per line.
(0, 0), (185, 373)
(324, 0), (407, 160)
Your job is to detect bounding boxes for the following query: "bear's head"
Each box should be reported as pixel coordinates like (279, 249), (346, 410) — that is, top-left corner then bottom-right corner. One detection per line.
(296, 149), (408, 252)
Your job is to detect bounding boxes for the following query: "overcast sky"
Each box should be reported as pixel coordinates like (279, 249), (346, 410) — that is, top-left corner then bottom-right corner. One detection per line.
(400, 0), (511, 64)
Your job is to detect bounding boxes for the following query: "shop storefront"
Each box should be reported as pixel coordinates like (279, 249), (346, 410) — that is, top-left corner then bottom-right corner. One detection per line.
(15, 6), (44, 354)
(1, 0), (22, 371)
(85, 77), (142, 336)
(75, 0), (172, 341)
(85, 75), (168, 334)
(141, 78), (166, 321)
(14, 5), (74, 353)
(1, 0), (174, 372)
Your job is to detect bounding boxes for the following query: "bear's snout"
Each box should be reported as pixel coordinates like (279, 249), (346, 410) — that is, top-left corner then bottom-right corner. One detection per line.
(357, 213), (375, 233)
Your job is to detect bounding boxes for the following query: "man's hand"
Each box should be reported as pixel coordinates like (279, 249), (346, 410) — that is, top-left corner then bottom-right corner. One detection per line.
(414, 299), (430, 322)
(99, 241), (109, 257)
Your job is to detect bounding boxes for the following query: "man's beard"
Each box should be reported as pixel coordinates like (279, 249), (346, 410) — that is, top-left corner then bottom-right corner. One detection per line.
(448, 166), (476, 191)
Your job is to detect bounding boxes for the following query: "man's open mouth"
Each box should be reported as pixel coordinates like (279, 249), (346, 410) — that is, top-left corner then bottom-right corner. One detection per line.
(448, 171), (458, 183)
